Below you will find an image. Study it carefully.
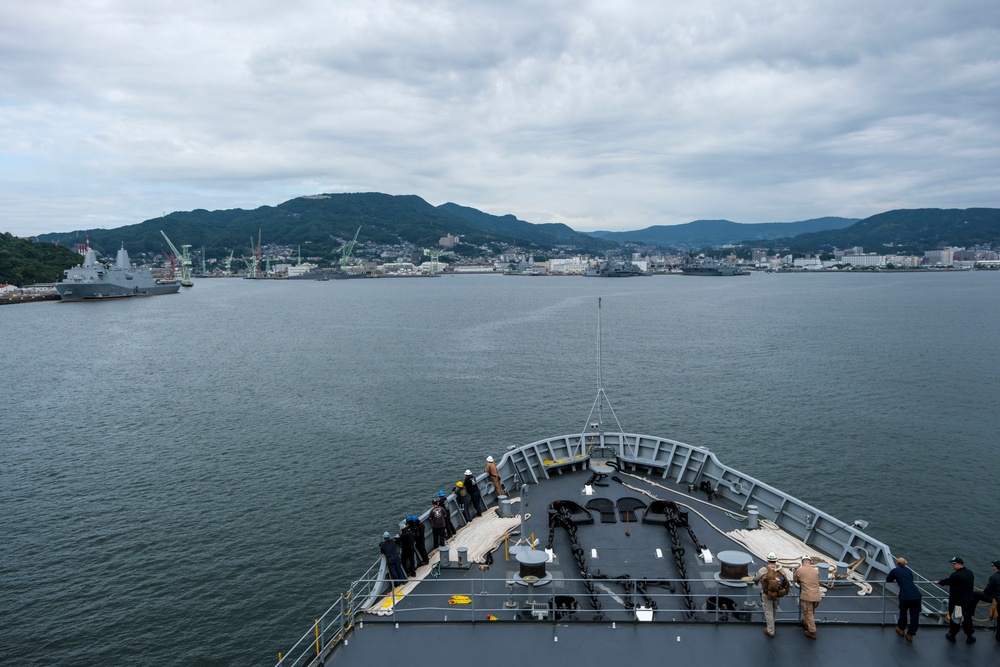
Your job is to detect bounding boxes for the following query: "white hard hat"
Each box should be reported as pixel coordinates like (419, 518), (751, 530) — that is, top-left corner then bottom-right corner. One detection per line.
(464, 469), (472, 476)
(766, 552), (777, 562)
(486, 456), (494, 462)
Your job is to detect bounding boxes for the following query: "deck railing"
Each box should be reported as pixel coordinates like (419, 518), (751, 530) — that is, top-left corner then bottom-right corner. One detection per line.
(274, 431), (969, 665)
(275, 569), (990, 666)
(274, 558), (384, 667)
(496, 432), (903, 580)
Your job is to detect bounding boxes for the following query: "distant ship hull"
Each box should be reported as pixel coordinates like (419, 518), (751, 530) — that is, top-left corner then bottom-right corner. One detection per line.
(56, 281), (180, 301)
(583, 261), (645, 277)
(681, 264), (748, 276)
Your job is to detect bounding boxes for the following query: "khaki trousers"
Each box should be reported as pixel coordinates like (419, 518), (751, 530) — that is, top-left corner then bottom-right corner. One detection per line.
(801, 599), (819, 633)
(761, 596), (779, 632)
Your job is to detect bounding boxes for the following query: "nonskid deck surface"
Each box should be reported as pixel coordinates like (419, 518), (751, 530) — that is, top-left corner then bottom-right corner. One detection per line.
(320, 464), (1000, 667)
(332, 622), (992, 667)
(367, 464), (931, 627)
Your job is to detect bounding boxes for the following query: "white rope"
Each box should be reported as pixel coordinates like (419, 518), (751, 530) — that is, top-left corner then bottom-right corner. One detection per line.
(617, 474), (873, 596)
(727, 519), (871, 595)
(618, 471), (748, 519)
(367, 506), (521, 615)
(616, 480), (734, 538)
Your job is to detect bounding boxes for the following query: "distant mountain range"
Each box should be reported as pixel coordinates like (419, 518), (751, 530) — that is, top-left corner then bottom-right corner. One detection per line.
(36, 193), (616, 260)
(774, 208), (1000, 254)
(27, 193), (1000, 262)
(587, 217), (859, 248)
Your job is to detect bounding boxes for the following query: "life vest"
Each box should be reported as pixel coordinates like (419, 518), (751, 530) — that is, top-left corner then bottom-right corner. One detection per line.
(761, 567), (790, 599)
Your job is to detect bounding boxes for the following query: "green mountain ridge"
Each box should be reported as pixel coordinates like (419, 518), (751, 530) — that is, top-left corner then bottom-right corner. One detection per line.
(767, 208), (1000, 254)
(33, 193), (867, 259)
(590, 217), (859, 247)
(6, 195), (999, 287)
(36, 193), (609, 260)
(436, 202), (616, 251)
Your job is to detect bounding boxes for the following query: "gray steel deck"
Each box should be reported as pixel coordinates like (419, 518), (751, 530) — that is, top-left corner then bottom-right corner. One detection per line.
(300, 458), (996, 666)
(329, 622), (992, 667)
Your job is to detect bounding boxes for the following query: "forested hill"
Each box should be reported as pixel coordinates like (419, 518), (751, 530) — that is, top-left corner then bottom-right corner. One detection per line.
(589, 217), (859, 247)
(436, 202), (614, 249)
(769, 208), (1000, 253)
(0, 232), (80, 285)
(36, 193), (613, 260)
(21, 195), (1000, 266)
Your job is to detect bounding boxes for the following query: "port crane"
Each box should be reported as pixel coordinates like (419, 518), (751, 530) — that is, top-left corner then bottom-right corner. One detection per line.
(423, 249), (452, 274)
(160, 244), (176, 277)
(160, 230), (193, 286)
(339, 227), (361, 269)
(240, 253), (257, 277)
(242, 231), (262, 278)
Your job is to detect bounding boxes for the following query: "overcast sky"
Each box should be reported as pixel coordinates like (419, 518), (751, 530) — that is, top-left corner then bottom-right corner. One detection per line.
(2, 1), (999, 237)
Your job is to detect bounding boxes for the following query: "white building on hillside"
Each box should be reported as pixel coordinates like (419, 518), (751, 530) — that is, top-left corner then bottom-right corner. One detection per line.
(841, 253), (886, 267)
(287, 262), (318, 277)
(548, 256), (589, 274)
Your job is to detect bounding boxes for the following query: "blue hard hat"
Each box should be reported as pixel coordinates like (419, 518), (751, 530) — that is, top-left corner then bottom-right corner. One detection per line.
(438, 490), (446, 497)
(383, 531), (391, 538)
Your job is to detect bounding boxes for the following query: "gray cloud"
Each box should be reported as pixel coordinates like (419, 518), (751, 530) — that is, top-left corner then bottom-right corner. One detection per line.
(2, 0), (998, 236)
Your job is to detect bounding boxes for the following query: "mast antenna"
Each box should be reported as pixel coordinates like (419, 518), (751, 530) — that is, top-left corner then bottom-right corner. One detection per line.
(576, 297), (627, 457)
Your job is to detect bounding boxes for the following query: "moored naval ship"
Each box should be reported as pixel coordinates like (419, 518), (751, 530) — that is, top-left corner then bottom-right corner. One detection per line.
(56, 245), (180, 301)
(583, 260), (645, 277)
(681, 260), (749, 276)
(275, 303), (992, 667)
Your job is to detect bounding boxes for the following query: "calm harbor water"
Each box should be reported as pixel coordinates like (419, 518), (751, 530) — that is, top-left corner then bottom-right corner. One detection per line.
(2, 272), (998, 665)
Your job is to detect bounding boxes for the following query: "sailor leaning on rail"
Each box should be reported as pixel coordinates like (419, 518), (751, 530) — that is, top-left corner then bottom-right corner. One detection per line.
(751, 552), (792, 638)
(463, 469), (486, 517)
(885, 556), (921, 641)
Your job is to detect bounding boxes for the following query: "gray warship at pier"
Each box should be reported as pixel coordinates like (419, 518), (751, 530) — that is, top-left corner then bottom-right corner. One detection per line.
(56, 245), (179, 301)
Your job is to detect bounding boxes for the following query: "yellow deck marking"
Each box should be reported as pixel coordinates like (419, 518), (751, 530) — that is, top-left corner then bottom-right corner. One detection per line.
(376, 587), (407, 609)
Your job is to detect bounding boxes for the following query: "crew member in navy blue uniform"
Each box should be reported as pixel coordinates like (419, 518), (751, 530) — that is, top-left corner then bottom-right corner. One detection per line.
(454, 481), (473, 522)
(978, 559), (1000, 641)
(399, 521), (418, 577)
(886, 556), (922, 641)
(464, 470), (485, 517)
(934, 556), (976, 643)
(379, 531), (408, 585)
(409, 515), (429, 565)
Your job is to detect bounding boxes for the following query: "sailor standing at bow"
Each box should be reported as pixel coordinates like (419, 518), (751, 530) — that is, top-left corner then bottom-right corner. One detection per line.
(794, 555), (821, 639)
(934, 556), (976, 644)
(752, 552), (791, 638)
(485, 456), (505, 499)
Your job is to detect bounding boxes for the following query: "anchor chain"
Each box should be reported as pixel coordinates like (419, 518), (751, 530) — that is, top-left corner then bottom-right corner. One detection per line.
(547, 505), (660, 612)
(547, 506), (603, 611)
(663, 502), (697, 617)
